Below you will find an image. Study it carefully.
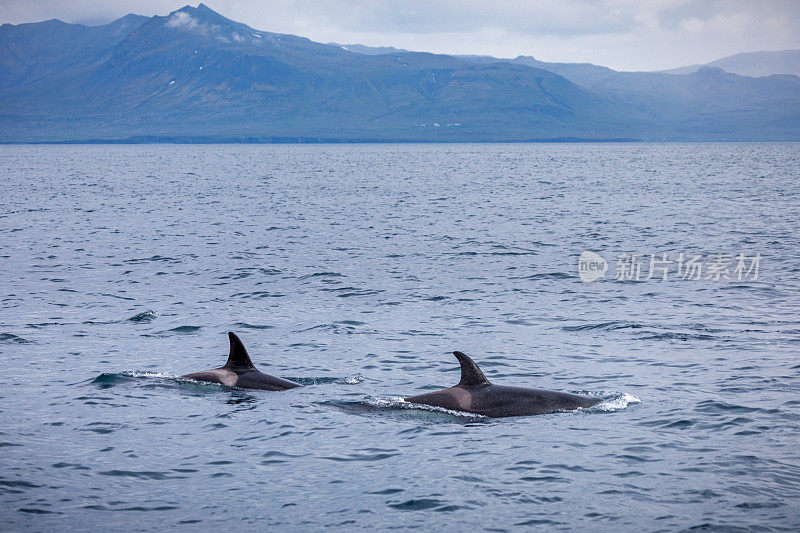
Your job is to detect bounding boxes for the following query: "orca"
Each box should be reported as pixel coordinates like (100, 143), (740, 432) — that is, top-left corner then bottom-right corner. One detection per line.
(404, 351), (601, 417)
(181, 332), (301, 391)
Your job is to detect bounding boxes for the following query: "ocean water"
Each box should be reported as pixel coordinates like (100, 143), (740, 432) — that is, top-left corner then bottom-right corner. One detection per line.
(1, 143), (799, 531)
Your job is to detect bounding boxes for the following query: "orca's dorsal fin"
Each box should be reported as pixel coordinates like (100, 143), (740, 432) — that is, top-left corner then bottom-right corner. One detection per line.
(453, 351), (490, 387)
(223, 332), (256, 370)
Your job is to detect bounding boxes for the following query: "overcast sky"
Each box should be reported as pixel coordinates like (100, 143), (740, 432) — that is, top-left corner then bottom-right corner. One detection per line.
(2, 0), (798, 71)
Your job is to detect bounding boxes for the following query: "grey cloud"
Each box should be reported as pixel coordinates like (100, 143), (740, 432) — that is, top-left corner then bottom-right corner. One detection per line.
(269, 0), (635, 36)
(0, 1), (798, 71)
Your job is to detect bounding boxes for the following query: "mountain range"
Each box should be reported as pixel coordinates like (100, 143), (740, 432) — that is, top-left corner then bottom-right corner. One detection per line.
(659, 50), (800, 78)
(338, 44), (800, 78)
(1, 4), (798, 142)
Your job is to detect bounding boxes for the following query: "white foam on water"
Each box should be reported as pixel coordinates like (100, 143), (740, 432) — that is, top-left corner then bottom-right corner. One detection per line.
(591, 392), (642, 412)
(368, 396), (488, 418)
(120, 370), (176, 379)
(338, 374), (365, 385)
(367, 393), (641, 418)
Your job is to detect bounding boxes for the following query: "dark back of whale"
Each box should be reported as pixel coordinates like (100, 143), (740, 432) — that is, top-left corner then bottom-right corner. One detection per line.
(182, 368), (301, 391)
(406, 384), (600, 417)
(404, 351), (601, 417)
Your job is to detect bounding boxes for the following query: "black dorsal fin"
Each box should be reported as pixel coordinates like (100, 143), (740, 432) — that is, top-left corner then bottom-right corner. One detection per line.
(224, 332), (256, 370)
(453, 351), (490, 387)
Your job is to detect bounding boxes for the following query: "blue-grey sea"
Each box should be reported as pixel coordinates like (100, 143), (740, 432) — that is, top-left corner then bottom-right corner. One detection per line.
(1, 143), (799, 531)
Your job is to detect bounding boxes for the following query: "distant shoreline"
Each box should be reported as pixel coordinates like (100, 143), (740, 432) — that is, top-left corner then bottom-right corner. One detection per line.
(5, 136), (800, 145)
(3, 138), (799, 145)
(1, 135), (645, 145)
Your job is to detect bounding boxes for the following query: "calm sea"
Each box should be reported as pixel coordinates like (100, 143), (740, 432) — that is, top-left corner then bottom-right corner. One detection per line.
(1, 143), (799, 531)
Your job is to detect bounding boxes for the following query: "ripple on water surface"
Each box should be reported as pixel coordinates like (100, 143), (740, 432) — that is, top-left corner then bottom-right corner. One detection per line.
(1, 143), (799, 531)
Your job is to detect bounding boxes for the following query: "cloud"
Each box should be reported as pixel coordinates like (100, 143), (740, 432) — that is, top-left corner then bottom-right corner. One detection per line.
(272, 1), (636, 37)
(164, 9), (236, 43)
(0, 1), (798, 71)
(166, 11), (199, 30)
(679, 12), (752, 35)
